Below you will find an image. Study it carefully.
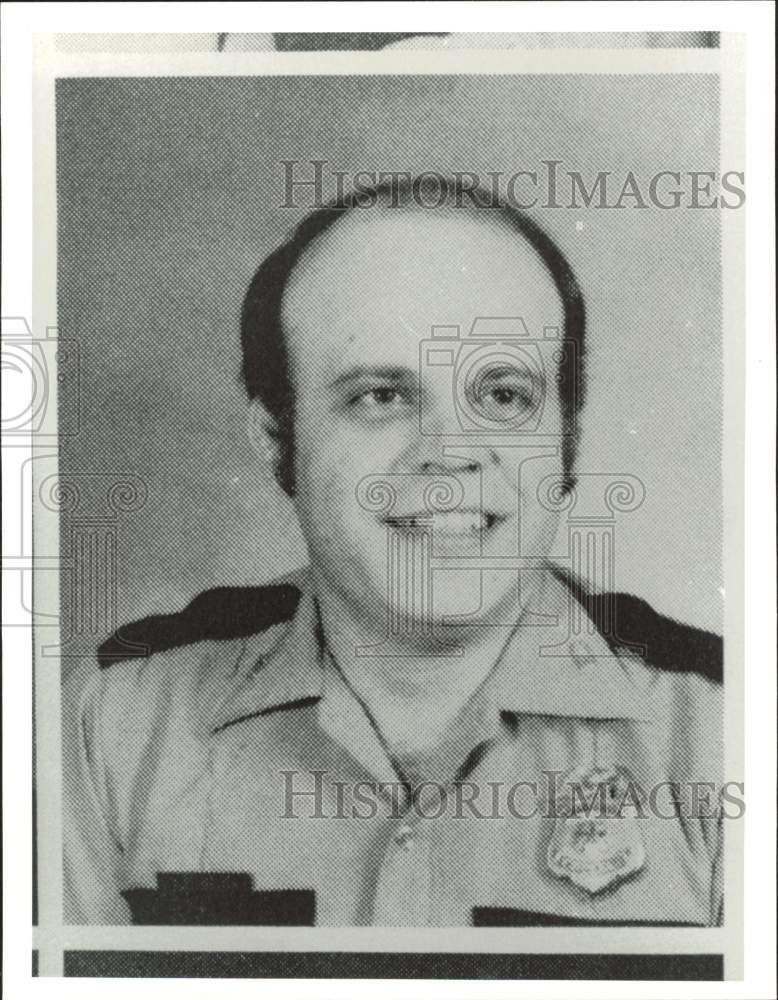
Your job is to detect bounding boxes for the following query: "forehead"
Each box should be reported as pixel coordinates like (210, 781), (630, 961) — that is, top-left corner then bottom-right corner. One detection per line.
(281, 209), (564, 372)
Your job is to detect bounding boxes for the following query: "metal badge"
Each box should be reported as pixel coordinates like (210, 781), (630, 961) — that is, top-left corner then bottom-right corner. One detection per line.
(547, 765), (645, 895)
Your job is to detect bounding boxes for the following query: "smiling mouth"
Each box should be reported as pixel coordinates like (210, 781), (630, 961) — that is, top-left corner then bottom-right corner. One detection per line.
(382, 510), (505, 536)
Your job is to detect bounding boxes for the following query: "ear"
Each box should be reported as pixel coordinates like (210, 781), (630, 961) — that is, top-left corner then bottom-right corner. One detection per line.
(248, 398), (283, 479)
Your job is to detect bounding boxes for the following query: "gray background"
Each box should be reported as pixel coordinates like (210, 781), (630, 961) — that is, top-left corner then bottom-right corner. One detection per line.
(56, 74), (722, 658)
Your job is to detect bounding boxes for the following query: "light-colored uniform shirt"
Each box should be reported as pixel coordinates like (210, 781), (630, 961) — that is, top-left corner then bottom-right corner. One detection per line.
(64, 570), (723, 926)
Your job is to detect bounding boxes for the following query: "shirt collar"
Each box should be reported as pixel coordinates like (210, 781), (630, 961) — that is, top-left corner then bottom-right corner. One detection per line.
(209, 588), (324, 732)
(486, 571), (659, 722)
(209, 568), (659, 734)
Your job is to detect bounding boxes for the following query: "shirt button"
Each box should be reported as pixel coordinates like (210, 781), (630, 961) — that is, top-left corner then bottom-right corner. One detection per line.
(394, 824), (415, 851)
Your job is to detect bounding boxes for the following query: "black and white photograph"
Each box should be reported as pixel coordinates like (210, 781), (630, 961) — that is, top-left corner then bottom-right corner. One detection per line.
(58, 71), (731, 934)
(2, 4), (775, 994)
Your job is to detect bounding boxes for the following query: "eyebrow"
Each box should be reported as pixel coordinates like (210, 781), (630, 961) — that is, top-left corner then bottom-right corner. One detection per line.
(327, 365), (419, 390)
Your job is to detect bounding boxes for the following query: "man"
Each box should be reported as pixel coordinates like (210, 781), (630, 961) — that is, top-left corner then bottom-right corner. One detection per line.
(64, 177), (723, 927)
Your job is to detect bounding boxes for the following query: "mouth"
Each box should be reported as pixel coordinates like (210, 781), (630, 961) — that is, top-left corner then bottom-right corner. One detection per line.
(381, 509), (506, 537)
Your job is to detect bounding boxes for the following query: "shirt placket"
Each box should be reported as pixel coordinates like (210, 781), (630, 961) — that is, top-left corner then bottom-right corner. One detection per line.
(317, 649), (513, 926)
(317, 660), (453, 926)
(371, 804), (435, 926)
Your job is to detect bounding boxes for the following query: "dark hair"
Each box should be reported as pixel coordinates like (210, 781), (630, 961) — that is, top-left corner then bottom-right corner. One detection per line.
(241, 176), (586, 495)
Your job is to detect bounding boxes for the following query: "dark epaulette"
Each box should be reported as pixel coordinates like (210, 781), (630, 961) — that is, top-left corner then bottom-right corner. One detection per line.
(554, 567), (723, 684)
(97, 584), (302, 669)
(98, 574), (723, 683)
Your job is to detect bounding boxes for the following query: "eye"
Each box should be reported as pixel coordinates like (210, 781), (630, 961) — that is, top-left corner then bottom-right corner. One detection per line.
(488, 384), (528, 405)
(346, 384), (415, 420)
(468, 366), (540, 421)
(363, 387), (400, 406)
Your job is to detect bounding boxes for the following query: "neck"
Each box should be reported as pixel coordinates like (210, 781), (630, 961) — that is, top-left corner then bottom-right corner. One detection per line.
(312, 569), (543, 752)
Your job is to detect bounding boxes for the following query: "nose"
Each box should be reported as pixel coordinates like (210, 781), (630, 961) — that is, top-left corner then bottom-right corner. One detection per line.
(407, 386), (500, 473)
(411, 421), (501, 475)
(416, 431), (492, 475)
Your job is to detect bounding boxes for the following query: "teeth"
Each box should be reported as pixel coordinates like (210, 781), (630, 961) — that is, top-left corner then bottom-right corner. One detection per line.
(385, 512), (491, 535)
